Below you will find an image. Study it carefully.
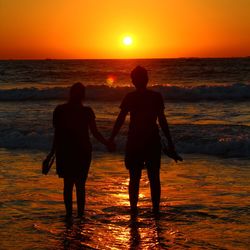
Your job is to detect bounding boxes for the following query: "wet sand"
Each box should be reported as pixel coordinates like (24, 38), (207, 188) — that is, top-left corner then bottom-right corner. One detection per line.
(0, 149), (249, 249)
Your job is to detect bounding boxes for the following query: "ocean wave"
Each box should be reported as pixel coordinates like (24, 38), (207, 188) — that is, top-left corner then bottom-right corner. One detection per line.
(174, 136), (250, 158)
(1, 125), (249, 158)
(0, 83), (250, 101)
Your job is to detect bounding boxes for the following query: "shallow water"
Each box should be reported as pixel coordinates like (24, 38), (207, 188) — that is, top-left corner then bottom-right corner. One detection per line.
(0, 100), (249, 159)
(1, 58), (249, 249)
(0, 149), (249, 249)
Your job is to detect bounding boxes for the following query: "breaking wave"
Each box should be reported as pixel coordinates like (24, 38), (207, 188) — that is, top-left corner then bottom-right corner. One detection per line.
(0, 83), (250, 101)
(1, 124), (249, 158)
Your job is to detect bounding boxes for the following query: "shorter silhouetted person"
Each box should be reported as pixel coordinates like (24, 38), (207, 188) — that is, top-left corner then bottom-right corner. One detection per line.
(109, 66), (181, 215)
(44, 82), (110, 220)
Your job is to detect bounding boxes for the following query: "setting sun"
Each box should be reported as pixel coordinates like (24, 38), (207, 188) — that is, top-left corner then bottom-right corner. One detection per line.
(0, 0), (249, 59)
(123, 36), (133, 46)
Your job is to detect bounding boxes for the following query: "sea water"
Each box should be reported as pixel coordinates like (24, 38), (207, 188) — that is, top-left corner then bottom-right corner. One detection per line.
(0, 58), (250, 249)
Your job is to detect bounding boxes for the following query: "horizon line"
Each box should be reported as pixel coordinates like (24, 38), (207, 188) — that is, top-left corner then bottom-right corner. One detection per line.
(0, 56), (250, 61)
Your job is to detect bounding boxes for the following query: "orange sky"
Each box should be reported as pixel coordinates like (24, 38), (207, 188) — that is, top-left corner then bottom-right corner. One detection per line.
(0, 0), (250, 59)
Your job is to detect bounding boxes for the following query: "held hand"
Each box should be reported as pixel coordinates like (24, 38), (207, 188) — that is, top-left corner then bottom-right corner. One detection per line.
(106, 139), (116, 152)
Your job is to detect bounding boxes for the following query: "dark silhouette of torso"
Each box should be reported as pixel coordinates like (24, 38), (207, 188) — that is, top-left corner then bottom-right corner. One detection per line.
(53, 102), (94, 177)
(120, 89), (164, 149)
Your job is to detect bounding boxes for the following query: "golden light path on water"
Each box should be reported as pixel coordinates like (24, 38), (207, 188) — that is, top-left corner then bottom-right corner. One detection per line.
(0, 150), (250, 249)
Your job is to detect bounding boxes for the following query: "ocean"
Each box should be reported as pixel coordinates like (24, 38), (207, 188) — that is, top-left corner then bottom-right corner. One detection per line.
(0, 58), (250, 249)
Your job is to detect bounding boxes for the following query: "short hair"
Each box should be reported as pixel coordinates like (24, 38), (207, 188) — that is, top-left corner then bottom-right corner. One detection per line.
(70, 82), (85, 101)
(131, 66), (148, 88)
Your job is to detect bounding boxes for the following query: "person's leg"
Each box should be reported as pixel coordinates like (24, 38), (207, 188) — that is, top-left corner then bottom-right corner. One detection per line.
(75, 161), (90, 217)
(147, 167), (161, 213)
(129, 168), (142, 212)
(75, 176), (87, 217)
(63, 177), (74, 217)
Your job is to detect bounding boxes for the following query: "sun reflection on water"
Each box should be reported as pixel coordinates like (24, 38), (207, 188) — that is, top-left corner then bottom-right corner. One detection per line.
(1, 150), (250, 249)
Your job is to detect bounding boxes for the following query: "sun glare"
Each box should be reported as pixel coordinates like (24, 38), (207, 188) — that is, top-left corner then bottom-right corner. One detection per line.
(123, 36), (133, 46)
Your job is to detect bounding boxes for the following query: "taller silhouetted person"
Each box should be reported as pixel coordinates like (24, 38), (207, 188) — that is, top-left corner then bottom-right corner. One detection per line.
(109, 66), (180, 215)
(44, 82), (110, 220)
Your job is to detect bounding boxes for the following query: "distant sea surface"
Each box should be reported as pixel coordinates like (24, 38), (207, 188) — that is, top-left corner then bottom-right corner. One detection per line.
(0, 58), (249, 249)
(0, 58), (249, 157)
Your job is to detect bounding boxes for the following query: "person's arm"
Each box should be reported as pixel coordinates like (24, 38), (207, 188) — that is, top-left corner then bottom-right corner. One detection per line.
(42, 129), (56, 174)
(89, 118), (108, 145)
(45, 107), (57, 160)
(109, 109), (128, 141)
(158, 110), (175, 150)
(47, 130), (56, 157)
(158, 110), (183, 162)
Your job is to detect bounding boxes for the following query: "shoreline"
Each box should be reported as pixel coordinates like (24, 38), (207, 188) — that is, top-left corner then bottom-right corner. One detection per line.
(0, 150), (249, 249)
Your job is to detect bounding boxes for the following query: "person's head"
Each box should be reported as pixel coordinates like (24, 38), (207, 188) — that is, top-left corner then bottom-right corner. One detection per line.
(131, 66), (148, 89)
(69, 82), (85, 102)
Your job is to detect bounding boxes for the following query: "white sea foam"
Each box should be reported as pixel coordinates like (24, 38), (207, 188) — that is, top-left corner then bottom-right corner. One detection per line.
(0, 83), (249, 101)
(1, 125), (249, 158)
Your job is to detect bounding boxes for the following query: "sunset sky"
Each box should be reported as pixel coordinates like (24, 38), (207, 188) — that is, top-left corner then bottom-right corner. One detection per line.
(0, 0), (250, 59)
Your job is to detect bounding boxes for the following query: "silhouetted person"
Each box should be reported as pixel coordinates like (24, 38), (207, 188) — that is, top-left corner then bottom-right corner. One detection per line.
(109, 66), (180, 215)
(44, 82), (110, 219)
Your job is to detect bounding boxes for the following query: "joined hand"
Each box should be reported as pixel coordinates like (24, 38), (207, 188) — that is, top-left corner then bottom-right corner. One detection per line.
(106, 139), (116, 152)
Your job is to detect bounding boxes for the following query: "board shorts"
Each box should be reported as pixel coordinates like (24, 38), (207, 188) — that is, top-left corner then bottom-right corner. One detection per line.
(125, 141), (161, 170)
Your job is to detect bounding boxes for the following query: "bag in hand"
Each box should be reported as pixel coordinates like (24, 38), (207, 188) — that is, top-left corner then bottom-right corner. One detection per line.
(42, 155), (55, 175)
